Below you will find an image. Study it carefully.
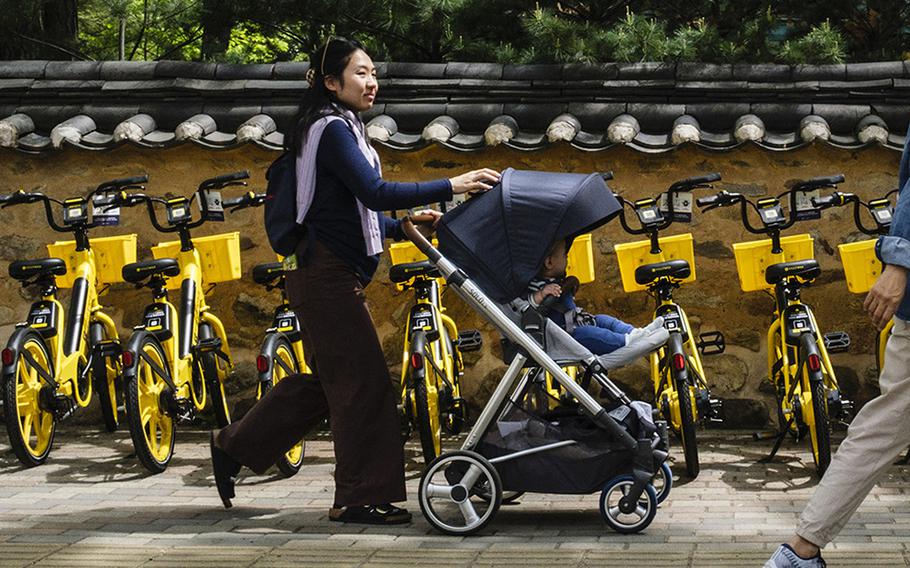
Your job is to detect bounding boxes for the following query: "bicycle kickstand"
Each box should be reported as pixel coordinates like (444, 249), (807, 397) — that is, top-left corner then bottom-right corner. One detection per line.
(756, 418), (794, 464)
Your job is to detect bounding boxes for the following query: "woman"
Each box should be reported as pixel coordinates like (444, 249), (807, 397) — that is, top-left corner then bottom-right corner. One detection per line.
(209, 37), (499, 525)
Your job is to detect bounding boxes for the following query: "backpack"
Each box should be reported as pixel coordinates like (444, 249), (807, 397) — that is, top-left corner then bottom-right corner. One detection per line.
(264, 150), (305, 257)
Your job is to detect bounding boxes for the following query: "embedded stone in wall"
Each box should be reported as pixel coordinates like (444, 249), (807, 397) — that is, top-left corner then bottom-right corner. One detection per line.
(720, 398), (770, 429)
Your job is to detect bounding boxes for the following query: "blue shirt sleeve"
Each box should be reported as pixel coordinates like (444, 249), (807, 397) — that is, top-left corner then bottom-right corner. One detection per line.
(877, 122), (910, 269)
(382, 214), (405, 241)
(316, 121), (453, 211)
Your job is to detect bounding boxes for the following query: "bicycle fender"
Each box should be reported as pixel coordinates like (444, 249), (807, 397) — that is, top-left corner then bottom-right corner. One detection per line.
(257, 331), (299, 383)
(667, 332), (689, 383)
(2, 327), (54, 379)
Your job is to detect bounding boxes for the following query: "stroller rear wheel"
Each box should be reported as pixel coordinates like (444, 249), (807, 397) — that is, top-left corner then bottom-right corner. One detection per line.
(419, 450), (501, 535)
(599, 476), (658, 534)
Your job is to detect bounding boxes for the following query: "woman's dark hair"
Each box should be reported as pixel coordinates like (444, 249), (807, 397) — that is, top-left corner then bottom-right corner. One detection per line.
(285, 37), (369, 152)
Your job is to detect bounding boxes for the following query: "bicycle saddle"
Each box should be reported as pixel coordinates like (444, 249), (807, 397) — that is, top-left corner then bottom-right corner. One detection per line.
(389, 260), (439, 283)
(765, 259), (820, 285)
(634, 259), (691, 286)
(252, 262), (284, 285)
(122, 258), (180, 284)
(9, 258), (67, 281)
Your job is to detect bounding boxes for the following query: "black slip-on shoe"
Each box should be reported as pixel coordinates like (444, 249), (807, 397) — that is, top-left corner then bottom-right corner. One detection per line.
(210, 431), (241, 509)
(328, 504), (412, 525)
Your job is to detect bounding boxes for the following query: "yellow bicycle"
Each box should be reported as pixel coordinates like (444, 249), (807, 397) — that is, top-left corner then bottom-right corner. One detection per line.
(116, 171), (247, 473)
(0, 176), (142, 466)
(613, 173), (726, 479)
(389, 229), (481, 465)
(224, 190), (308, 477)
(698, 176), (852, 477)
(814, 189), (899, 371)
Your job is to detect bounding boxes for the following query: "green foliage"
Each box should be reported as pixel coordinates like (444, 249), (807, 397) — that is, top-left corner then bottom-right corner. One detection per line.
(778, 20), (848, 64)
(0, 0), (902, 63)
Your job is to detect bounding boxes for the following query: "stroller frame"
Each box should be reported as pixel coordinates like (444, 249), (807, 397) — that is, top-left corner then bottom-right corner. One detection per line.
(402, 218), (669, 536)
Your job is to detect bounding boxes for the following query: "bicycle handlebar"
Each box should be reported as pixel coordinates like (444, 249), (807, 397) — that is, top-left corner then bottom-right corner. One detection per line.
(224, 191), (266, 212)
(793, 174), (845, 192)
(616, 172), (722, 237)
(669, 172), (721, 193)
(812, 190), (894, 235)
(200, 170), (249, 189)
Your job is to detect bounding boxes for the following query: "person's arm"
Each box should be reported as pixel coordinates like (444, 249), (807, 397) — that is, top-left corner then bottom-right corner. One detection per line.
(381, 214), (405, 242)
(876, 123), (910, 270)
(866, 123), (910, 329)
(317, 121), (452, 210)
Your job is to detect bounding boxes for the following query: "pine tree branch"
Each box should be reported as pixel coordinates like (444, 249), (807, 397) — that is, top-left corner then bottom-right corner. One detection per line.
(16, 33), (92, 60)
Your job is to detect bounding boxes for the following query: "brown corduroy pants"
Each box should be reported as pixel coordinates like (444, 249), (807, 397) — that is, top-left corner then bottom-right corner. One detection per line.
(216, 239), (406, 507)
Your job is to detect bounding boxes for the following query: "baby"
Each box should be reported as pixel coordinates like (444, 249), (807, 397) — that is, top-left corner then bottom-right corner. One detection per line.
(529, 239), (668, 367)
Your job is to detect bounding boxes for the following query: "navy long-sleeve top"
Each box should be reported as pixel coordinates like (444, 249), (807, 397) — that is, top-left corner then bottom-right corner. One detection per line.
(306, 120), (453, 284)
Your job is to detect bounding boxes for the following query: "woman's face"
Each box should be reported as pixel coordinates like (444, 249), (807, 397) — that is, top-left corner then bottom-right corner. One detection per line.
(325, 49), (378, 112)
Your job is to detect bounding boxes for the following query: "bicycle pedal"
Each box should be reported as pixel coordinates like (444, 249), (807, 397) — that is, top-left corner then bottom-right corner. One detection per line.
(44, 392), (76, 421)
(696, 331), (726, 355)
(455, 329), (483, 352)
(94, 339), (121, 358)
(823, 331), (850, 353)
(195, 337), (223, 353)
(167, 396), (195, 424)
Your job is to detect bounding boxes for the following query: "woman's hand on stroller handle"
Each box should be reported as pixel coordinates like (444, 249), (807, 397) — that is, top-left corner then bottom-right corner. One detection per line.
(449, 168), (501, 194)
(410, 209), (442, 238)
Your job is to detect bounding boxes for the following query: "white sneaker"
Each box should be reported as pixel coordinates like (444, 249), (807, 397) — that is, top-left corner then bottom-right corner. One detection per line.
(764, 544), (826, 568)
(626, 317), (665, 344)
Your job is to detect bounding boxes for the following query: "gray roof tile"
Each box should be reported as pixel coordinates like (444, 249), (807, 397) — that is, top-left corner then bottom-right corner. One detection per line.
(1, 60), (906, 154)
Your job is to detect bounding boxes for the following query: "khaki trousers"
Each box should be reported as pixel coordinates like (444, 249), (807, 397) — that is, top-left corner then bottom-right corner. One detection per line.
(796, 317), (910, 547)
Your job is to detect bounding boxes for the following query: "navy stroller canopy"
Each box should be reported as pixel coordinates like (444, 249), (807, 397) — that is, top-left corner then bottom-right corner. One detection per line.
(437, 168), (621, 303)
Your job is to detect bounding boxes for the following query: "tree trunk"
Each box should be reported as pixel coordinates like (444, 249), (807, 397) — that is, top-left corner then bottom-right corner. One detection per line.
(201, 0), (234, 60)
(41, 0), (79, 59)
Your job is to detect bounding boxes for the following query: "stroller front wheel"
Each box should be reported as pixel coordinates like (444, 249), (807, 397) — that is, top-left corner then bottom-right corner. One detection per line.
(419, 450), (501, 535)
(651, 462), (673, 504)
(599, 476), (658, 534)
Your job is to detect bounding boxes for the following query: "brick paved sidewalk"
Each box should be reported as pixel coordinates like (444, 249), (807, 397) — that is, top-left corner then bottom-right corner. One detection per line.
(0, 428), (908, 567)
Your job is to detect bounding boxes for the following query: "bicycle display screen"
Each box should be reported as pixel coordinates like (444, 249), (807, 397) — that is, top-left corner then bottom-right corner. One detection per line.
(793, 189), (821, 221)
(166, 198), (192, 225)
(757, 199), (785, 226)
(872, 205), (893, 225)
(92, 193), (120, 226)
(62, 198), (88, 225)
(634, 199), (663, 226)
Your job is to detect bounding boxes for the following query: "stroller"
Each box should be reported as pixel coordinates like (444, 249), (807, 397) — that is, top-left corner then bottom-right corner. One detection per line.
(400, 168), (671, 535)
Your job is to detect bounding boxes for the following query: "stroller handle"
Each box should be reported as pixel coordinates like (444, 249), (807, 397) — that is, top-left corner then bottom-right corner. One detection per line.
(401, 215), (443, 263)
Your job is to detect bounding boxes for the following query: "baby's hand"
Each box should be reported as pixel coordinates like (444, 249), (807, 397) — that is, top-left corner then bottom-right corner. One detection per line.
(534, 283), (562, 305)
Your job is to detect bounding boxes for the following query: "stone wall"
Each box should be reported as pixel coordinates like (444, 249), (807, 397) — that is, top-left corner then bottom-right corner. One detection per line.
(0, 141), (899, 428)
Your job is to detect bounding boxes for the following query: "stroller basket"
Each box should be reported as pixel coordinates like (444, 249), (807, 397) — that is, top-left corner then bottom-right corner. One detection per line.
(477, 401), (640, 494)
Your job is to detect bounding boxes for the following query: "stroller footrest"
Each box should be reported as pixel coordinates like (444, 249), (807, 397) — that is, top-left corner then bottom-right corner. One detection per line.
(455, 329), (483, 352)
(696, 331), (725, 355)
(823, 331), (850, 353)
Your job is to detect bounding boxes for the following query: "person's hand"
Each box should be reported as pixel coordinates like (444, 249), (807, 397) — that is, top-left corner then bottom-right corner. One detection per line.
(411, 209), (442, 238)
(864, 264), (909, 329)
(449, 168), (500, 194)
(533, 283), (562, 305)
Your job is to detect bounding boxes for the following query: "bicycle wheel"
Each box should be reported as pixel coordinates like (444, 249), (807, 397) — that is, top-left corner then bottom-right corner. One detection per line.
(676, 376), (700, 479)
(807, 373), (831, 477)
(199, 323), (231, 428)
(258, 335), (305, 477)
(90, 323), (120, 432)
(124, 335), (175, 474)
(413, 367), (442, 465)
(3, 332), (55, 467)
